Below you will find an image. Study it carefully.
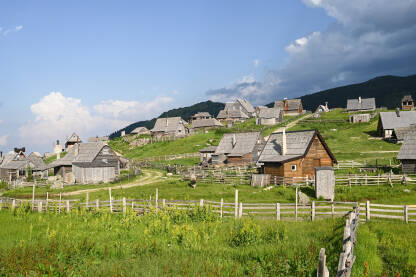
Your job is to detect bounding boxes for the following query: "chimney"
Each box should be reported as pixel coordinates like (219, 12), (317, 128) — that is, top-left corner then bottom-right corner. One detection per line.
(282, 128), (287, 155)
(325, 102), (328, 108)
(56, 140), (60, 146)
(232, 134), (237, 147)
(358, 96), (362, 104)
(396, 108), (401, 117)
(74, 143), (79, 156)
(57, 152), (60, 160)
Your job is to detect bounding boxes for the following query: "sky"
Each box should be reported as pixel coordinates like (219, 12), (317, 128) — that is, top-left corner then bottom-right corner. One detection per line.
(1, 0), (416, 153)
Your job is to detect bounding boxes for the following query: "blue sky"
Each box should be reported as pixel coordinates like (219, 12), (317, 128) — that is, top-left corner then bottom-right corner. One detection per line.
(1, 0), (416, 153)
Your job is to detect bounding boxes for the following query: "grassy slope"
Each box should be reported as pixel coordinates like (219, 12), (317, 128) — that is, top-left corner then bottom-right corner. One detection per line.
(0, 210), (344, 276)
(288, 109), (401, 162)
(43, 152), (67, 165)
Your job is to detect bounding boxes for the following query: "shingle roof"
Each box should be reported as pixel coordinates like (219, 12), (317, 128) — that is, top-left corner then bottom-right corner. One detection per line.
(151, 117), (187, 133)
(393, 124), (416, 141)
(48, 147), (77, 167)
(1, 159), (29, 170)
(217, 109), (249, 119)
(274, 101), (284, 110)
(130, 127), (150, 134)
(72, 142), (108, 163)
(258, 108), (282, 119)
(66, 133), (81, 143)
(402, 95), (414, 102)
(194, 112), (211, 117)
(199, 146), (217, 153)
(397, 132), (416, 160)
(346, 97), (376, 111)
(191, 118), (223, 129)
(215, 132), (261, 157)
(379, 111), (416, 130)
(258, 130), (336, 163)
(28, 154), (47, 171)
(236, 99), (255, 113)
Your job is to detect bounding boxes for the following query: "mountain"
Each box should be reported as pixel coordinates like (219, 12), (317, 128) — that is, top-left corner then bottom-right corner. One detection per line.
(297, 74), (416, 111)
(109, 100), (225, 139)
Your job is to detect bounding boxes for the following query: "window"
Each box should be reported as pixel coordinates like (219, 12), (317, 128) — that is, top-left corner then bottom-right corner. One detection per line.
(291, 165), (297, 171)
(102, 158), (108, 164)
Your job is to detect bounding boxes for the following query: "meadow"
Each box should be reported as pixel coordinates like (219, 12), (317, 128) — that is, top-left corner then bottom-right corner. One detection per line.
(0, 208), (344, 276)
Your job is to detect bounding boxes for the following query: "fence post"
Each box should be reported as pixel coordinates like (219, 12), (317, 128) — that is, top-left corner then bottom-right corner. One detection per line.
(109, 188), (113, 213)
(295, 187), (298, 221)
(238, 202), (243, 219)
(46, 192), (49, 210)
(366, 200), (370, 221)
(162, 199), (166, 209)
(200, 199), (204, 207)
(66, 200), (70, 213)
(365, 174), (367, 186)
(311, 201), (315, 221)
(59, 193), (62, 214)
(32, 184), (35, 211)
(123, 197), (127, 214)
(276, 203), (280, 221)
(96, 199), (99, 210)
(12, 199), (16, 210)
(331, 202), (335, 218)
(86, 192), (89, 209)
(317, 248), (329, 277)
(220, 198), (223, 218)
(38, 201), (43, 213)
(155, 188), (159, 212)
(234, 189), (238, 219)
(404, 205), (408, 224)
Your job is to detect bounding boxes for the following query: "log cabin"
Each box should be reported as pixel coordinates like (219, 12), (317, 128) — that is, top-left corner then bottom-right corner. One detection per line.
(150, 117), (189, 138)
(378, 110), (416, 138)
(65, 133), (82, 150)
(397, 132), (416, 174)
(256, 107), (283, 126)
(212, 132), (264, 165)
(258, 129), (336, 179)
(346, 97), (376, 112)
(216, 98), (255, 124)
(274, 99), (303, 116)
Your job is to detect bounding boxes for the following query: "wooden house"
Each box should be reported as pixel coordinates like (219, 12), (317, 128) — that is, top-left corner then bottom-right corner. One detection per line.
(274, 99), (303, 116)
(212, 132), (264, 165)
(48, 147), (76, 183)
(256, 107), (283, 125)
(130, 127), (151, 136)
(258, 129), (336, 179)
(392, 124), (416, 143)
(199, 146), (217, 163)
(378, 110), (416, 138)
(151, 117), (188, 138)
(0, 152), (47, 181)
(401, 95), (414, 110)
(216, 98), (255, 123)
(65, 133), (82, 150)
(349, 113), (370, 123)
(190, 112), (212, 122)
(397, 132), (416, 174)
(346, 97), (376, 112)
(190, 118), (223, 131)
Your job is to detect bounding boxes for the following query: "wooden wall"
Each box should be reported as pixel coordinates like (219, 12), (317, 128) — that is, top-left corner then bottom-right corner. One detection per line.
(227, 153), (252, 165)
(402, 160), (416, 174)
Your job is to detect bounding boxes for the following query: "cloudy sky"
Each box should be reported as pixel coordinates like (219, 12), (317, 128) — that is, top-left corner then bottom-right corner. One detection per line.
(1, 0), (416, 153)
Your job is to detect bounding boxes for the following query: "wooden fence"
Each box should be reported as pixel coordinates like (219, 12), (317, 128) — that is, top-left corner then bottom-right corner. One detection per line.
(135, 152), (200, 163)
(336, 160), (400, 171)
(335, 174), (416, 186)
(359, 201), (416, 223)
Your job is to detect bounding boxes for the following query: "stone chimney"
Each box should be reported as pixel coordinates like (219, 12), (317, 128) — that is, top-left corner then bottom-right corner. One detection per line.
(232, 134), (237, 147)
(282, 128), (287, 155)
(358, 96), (362, 104)
(396, 108), (401, 117)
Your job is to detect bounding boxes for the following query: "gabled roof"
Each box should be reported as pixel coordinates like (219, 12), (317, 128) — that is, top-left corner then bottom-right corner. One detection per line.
(236, 98), (255, 113)
(393, 124), (416, 141)
(346, 97), (376, 111)
(28, 154), (47, 171)
(379, 111), (416, 130)
(397, 132), (416, 160)
(217, 109), (249, 119)
(215, 132), (261, 157)
(151, 117), (187, 133)
(402, 95), (414, 102)
(258, 130), (336, 163)
(258, 107), (282, 119)
(66, 133), (81, 143)
(191, 118), (223, 129)
(48, 147), (77, 167)
(199, 146), (217, 153)
(130, 127), (150, 134)
(1, 159), (30, 170)
(315, 105), (329, 113)
(72, 142), (108, 163)
(193, 112), (211, 117)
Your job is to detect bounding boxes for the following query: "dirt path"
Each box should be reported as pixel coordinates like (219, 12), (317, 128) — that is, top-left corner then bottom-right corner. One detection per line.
(265, 113), (313, 140)
(61, 169), (164, 196)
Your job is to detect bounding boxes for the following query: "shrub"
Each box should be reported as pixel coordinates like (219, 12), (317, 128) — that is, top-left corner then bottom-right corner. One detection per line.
(230, 219), (262, 247)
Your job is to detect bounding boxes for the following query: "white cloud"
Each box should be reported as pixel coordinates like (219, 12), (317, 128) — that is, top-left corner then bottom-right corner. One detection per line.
(253, 59), (259, 68)
(1, 25), (23, 36)
(15, 25), (23, 31)
(18, 92), (172, 149)
(0, 135), (8, 146)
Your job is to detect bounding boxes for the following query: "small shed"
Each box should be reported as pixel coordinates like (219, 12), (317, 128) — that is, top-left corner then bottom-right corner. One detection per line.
(346, 97), (376, 112)
(151, 117), (188, 138)
(401, 95), (414, 110)
(397, 132), (416, 174)
(256, 108), (283, 125)
(191, 118), (223, 131)
(274, 99), (303, 116)
(315, 167), (335, 201)
(349, 113), (371, 123)
(130, 127), (150, 136)
(199, 146), (217, 163)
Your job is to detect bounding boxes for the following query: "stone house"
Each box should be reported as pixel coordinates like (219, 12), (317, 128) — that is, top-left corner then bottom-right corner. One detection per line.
(258, 129), (336, 179)
(212, 132), (264, 165)
(151, 117), (189, 138)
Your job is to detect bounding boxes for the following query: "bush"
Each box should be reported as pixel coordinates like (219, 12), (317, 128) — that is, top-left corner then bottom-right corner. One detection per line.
(230, 219), (262, 247)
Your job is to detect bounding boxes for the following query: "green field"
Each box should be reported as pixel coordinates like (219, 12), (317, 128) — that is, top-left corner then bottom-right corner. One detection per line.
(0, 209), (344, 276)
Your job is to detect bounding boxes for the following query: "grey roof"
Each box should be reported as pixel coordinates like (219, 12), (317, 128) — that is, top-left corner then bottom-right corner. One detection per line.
(88, 136), (110, 142)
(217, 109), (249, 119)
(346, 97), (376, 111)
(48, 147), (76, 167)
(66, 133), (81, 143)
(402, 95), (414, 102)
(130, 127), (150, 134)
(315, 105), (329, 113)
(193, 112), (211, 117)
(215, 132), (261, 157)
(1, 159), (29, 170)
(258, 130), (336, 163)
(236, 99), (255, 113)
(199, 146), (217, 153)
(379, 111), (416, 130)
(258, 108), (282, 119)
(0, 153), (16, 167)
(397, 132), (416, 160)
(151, 117), (187, 133)
(393, 124), (416, 141)
(28, 153), (47, 171)
(191, 118), (223, 129)
(72, 142), (108, 163)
